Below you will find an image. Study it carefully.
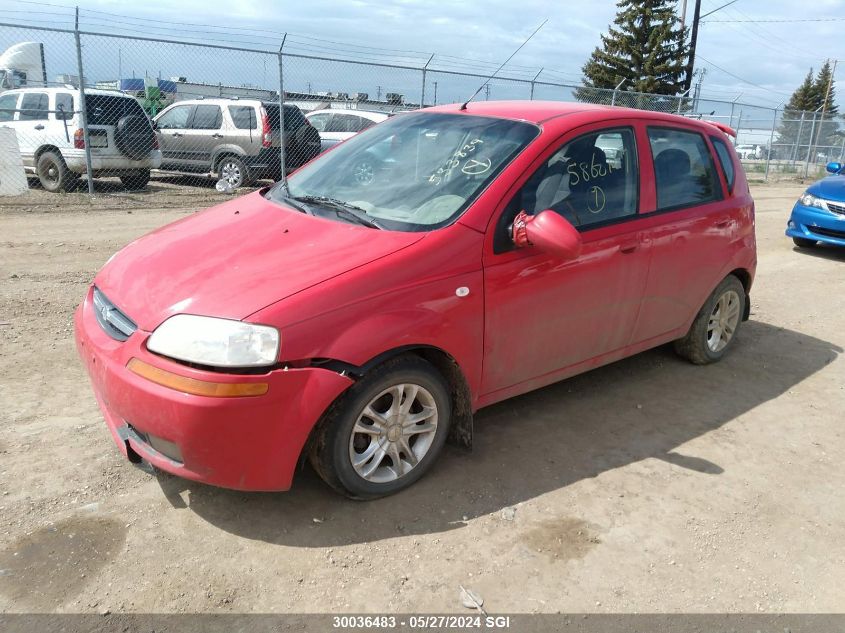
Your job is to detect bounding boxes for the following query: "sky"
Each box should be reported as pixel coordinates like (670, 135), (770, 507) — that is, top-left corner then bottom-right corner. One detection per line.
(0, 0), (842, 114)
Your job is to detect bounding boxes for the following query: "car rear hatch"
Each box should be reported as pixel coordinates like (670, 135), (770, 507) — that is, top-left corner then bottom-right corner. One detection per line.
(84, 94), (152, 161)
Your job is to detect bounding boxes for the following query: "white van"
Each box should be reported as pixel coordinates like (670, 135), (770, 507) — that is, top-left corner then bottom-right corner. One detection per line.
(0, 86), (162, 192)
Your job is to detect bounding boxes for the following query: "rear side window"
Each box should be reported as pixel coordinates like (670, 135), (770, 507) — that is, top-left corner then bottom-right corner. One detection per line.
(191, 105), (222, 130)
(229, 105), (256, 130)
(86, 95), (146, 125)
(283, 105), (305, 131)
(55, 93), (73, 121)
(711, 137), (736, 193)
(648, 127), (722, 210)
(19, 92), (48, 121)
(0, 93), (18, 122)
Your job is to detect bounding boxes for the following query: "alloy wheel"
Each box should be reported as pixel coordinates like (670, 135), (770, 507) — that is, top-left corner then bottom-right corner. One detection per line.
(348, 383), (438, 483)
(707, 289), (741, 352)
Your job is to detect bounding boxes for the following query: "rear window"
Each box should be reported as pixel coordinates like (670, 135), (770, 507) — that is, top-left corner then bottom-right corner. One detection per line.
(265, 103), (306, 132)
(711, 137), (736, 192)
(86, 95), (146, 126)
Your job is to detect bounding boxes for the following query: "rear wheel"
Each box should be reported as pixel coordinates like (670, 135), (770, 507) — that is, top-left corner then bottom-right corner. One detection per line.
(792, 236), (817, 248)
(674, 275), (746, 365)
(217, 155), (252, 188)
(36, 151), (75, 193)
(120, 169), (151, 190)
(309, 356), (451, 499)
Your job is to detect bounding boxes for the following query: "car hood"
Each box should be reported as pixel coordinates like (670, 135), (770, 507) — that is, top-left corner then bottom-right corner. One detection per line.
(94, 191), (425, 331)
(807, 175), (845, 202)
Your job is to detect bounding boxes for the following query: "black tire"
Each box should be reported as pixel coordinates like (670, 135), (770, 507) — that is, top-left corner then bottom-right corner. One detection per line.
(216, 155), (252, 188)
(674, 275), (746, 365)
(114, 115), (156, 160)
(309, 355), (452, 499)
(120, 169), (151, 190)
(36, 151), (75, 193)
(792, 237), (817, 248)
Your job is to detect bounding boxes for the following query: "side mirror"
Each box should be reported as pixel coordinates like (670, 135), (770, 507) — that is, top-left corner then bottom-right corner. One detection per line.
(826, 161), (842, 174)
(512, 210), (582, 260)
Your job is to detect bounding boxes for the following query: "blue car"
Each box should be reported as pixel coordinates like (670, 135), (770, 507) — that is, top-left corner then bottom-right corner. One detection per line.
(786, 161), (845, 248)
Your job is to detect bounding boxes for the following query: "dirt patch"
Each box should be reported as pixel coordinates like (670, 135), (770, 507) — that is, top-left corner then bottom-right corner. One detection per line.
(521, 518), (601, 562)
(0, 517), (126, 610)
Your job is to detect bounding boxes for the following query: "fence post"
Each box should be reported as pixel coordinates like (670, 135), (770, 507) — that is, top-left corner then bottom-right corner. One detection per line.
(420, 54), (433, 107)
(530, 68), (543, 100)
(73, 8), (95, 195)
(839, 136), (845, 162)
(277, 34), (287, 186)
(804, 111), (819, 178)
(610, 78), (626, 107)
(764, 108), (777, 182)
(791, 111), (805, 166)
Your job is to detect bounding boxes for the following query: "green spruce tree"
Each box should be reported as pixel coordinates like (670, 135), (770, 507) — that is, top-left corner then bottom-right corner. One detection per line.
(778, 62), (840, 158)
(575, 0), (688, 107)
(813, 61), (840, 150)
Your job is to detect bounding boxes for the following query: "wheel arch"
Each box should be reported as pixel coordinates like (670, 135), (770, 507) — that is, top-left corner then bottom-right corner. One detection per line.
(726, 267), (752, 321)
(34, 144), (64, 162)
(301, 344), (474, 471)
(211, 147), (248, 171)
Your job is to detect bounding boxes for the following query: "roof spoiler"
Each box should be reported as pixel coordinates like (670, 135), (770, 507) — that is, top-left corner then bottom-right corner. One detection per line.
(706, 121), (737, 138)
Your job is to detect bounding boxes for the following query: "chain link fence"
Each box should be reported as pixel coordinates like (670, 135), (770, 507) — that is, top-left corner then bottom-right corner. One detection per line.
(1, 19), (843, 198)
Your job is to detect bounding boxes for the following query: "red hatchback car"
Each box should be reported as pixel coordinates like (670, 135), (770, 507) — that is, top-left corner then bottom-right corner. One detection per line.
(75, 101), (756, 498)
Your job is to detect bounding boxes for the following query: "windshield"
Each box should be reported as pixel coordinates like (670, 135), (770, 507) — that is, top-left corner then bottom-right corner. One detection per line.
(269, 112), (539, 231)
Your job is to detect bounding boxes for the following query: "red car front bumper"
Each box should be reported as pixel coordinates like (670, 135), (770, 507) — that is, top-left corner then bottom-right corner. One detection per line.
(74, 287), (353, 491)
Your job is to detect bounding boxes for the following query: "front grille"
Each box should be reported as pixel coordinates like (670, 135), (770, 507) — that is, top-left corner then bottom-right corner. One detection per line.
(92, 287), (137, 341)
(808, 225), (845, 240)
(826, 201), (845, 215)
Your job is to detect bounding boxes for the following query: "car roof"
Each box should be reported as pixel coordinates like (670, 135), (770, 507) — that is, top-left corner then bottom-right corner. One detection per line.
(422, 100), (726, 134)
(1, 86), (135, 98)
(306, 108), (389, 122)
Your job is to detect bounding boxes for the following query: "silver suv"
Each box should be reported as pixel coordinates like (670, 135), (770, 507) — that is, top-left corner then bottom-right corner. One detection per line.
(0, 87), (161, 192)
(153, 99), (321, 188)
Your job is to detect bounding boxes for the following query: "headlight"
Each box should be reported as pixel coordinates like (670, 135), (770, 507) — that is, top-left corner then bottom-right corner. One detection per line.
(799, 192), (824, 209)
(147, 315), (280, 368)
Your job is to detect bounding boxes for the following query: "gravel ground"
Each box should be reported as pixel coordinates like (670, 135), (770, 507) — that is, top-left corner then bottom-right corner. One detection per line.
(0, 176), (843, 615)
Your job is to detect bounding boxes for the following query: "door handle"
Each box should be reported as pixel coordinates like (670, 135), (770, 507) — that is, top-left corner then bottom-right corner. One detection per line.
(171, 132), (182, 137)
(34, 124), (44, 130)
(619, 240), (639, 254)
(715, 219), (731, 229)
(211, 133), (223, 138)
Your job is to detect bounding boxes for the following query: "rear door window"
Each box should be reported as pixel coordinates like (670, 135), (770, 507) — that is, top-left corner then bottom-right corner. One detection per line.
(647, 127), (722, 210)
(229, 105), (256, 130)
(711, 136), (736, 193)
(282, 105), (305, 131)
(191, 105), (222, 130)
(85, 95), (146, 125)
(0, 93), (19, 122)
(156, 104), (192, 129)
(19, 92), (48, 121)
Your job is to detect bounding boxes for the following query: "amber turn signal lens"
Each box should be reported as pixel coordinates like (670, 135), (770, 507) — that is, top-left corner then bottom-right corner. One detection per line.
(127, 358), (269, 397)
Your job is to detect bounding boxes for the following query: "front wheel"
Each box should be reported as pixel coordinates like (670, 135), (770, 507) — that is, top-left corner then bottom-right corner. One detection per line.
(120, 169), (151, 190)
(309, 356), (451, 499)
(792, 236), (817, 248)
(674, 275), (746, 365)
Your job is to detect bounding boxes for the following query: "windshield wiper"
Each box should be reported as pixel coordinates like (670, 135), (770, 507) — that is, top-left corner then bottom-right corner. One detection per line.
(291, 195), (383, 229)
